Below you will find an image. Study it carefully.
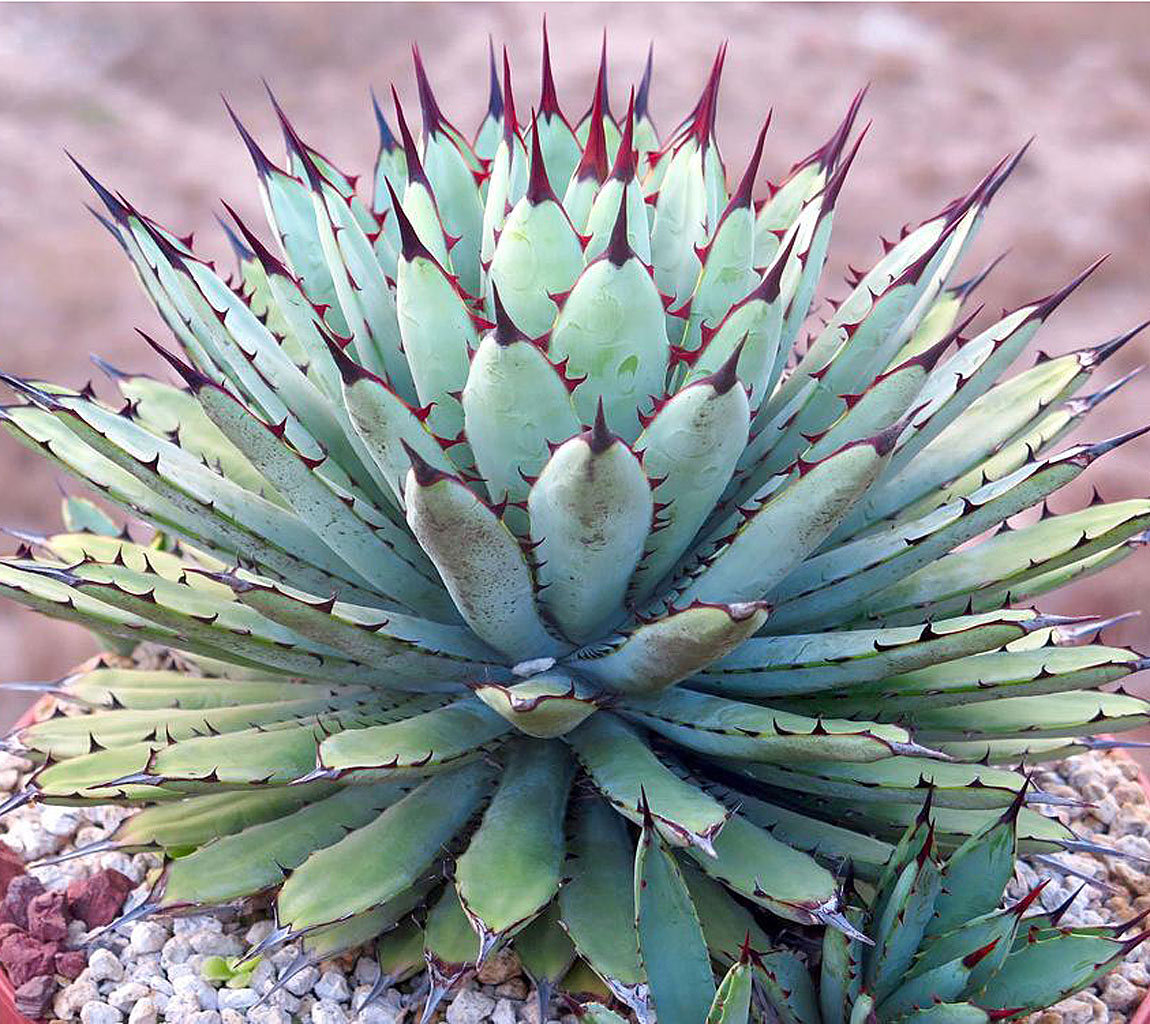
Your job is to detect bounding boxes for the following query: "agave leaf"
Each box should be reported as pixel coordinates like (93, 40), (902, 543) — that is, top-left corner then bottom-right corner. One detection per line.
(160, 782), (414, 909)
(901, 689), (1150, 742)
(40, 562), (394, 685)
(168, 356), (450, 617)
(628, 364), (750, 605)
(529, 414), (654, 644)
(513, 901), (578, 1016)
(695, 610), (1043, 698)
(684, 807), (842, 928)
(219, 571), (502, 686)
(730, 758), (1028, 810)
(454, 739), (573, 952)
(487, 130), (584, 334)
(422, 884), (481, 1014)
(167, 240), (398, 503)
(92, 702), (427, 800)
(1, 394), (383, 603)
(887, 264), (1107, 479)
(769, 442), (1108, 631)
(973, 931), (1148, 1018)
(111, 783), (340, 851)
(724, 789), (894, 881)
(16, 695), (369, 759)
(683, 863), (822, 1024)
(575, 602), (769, 696)
(462, 309), (581, 535)
(754, 220), (963, 477)
(676, 120), (766, 358)
(404, 456), (563, 660)
(896, 1004), (991, 1024)
(108, 371), (278, 501)
(276, 761), (494, 934)
(866, 839), (943, 1001)
(833, 339), (1119, 541)
(557, 793), (647, 1011)
(300, 891), (434, 969)
(621, 688), (926, 764)
(670, 432), (897, 608)
(534, 41), (580, 181)
(913, 890), (1041, 990)
(392, 195), (481, 460)
(564, 713), (729, 853)
(0, 559), (184, 659)
(682, 252), (788, 412)
(802, 645), (1137, 716)
(481, 72), (529, 261)
(547, 206), (671, 441)
(415, 64), (485, 296)
(306, 171), (412, 392)
(878, 954), (989, 1023)
(634, 807), (717, 1024)
(857, 499), (1150, 625)
(821, 903), (866, 1024)
(706, 959), (752, 1024)
(473, 672), (603, 738)
(315, 698), (509, 782)
(808, 799), (1074, 856)
(371, 917), (425, 995)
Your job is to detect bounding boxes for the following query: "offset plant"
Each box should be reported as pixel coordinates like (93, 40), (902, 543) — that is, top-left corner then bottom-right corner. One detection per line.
(581, 794), (1150, 1024)
(1, 28), (1149, 1022)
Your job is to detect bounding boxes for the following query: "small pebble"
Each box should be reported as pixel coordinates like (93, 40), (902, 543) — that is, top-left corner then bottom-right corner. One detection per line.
(126, 998), (157, 1024)
(79, 1003), (124, 1024)
(129, 920), (169, 955)
(248, 1008), (292, 1024)
(189, 927), (243, 956)
(55, 979), (99, 1019)
(220, 1011), (245, 1024)
(492, 998), (518, 1024)
(311, 999), (350, 1024)
(88, 947), (126, 983)
(354, 955), (379, 986)
(40, 804), (84, 836)
(476, 947), (522, 985)
(1102, 973), (1143, 1013)
(161, 935), (193, 967)
(187, 1012), (223, 1024)
(315, 968), (352, 1002)
(172, 971), (219, 1009)
(447, 989), (496, 1024)
(355, 1004), (401, 1024)
(107, 980), (150, 1011)
(245, 919), (275, 945)
(217, 987), (261, 1010)
(285, 963), (321, 996)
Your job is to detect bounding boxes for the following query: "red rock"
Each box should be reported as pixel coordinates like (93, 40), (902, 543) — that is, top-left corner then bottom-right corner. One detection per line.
(13, 972), (55, 1018)
(0, 844), (23, 902)
(26, 890), (68, 943)
(54, 948), (87, 980)
(0, 931), (59, 987)
(0, 921), (23, 945)
(0, 874), (45, 929)
(65, 868), (134, 928)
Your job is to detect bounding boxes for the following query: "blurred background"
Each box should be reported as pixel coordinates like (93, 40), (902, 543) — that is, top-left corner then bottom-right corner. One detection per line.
(1, 2), (1148, 729)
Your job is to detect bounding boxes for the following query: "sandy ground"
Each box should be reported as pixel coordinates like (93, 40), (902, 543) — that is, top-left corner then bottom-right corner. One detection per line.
(1, 3), (1149, 728)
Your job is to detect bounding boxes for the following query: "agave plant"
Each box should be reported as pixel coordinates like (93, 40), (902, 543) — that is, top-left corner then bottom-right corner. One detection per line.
(1, 27), (1148, 1022)
(581, 794), (1150, 1024)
